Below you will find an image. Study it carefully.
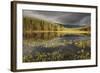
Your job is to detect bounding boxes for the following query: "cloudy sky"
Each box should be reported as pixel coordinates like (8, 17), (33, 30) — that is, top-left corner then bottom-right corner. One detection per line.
(23, 10), (91, 26)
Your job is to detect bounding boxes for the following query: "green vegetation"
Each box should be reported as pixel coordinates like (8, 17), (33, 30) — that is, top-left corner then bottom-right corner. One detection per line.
(23, 48), (90, 62)
(23, 51), (64, 62)
(23, 39), (91, 62)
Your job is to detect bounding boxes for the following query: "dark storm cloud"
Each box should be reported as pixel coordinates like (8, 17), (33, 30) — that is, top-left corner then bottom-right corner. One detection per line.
(23, 10), (91, 25)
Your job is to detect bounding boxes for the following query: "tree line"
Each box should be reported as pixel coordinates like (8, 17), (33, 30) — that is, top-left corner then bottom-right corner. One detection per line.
(23, 17), (65, 32)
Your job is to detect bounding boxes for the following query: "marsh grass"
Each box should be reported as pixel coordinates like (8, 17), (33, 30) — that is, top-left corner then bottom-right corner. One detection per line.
(23, 39), (91, 62)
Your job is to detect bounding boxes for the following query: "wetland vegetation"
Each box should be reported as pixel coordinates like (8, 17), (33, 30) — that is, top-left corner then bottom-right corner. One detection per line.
(23, 10), (91, 62)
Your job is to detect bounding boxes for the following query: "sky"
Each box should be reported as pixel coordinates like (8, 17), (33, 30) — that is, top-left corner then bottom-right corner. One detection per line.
(23, 10), (91, 26)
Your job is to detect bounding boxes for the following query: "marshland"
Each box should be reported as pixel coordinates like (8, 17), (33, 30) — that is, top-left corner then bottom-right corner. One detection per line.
(23, 10), (91, 62)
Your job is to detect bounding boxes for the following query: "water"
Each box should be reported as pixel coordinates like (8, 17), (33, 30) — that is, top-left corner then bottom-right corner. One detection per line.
(23, 32), (91, 62)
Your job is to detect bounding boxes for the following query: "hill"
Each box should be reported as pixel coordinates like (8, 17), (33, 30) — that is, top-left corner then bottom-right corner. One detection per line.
(23, 16), (65, 32)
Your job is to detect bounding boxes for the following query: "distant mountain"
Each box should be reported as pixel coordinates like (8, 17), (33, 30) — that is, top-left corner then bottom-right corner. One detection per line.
(79, 26), (91, 31)
(63, 25), (82, 28)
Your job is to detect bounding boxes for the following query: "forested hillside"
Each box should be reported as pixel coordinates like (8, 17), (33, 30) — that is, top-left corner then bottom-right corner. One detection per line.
(23, 17), (65, 32)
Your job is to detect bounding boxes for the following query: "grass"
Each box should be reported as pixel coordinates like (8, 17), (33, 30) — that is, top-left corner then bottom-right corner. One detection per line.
(23, 39), (91, 62)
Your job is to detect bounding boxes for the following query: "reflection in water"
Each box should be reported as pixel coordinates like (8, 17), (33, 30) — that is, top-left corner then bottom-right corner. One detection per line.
(23, 32), (91, 62)
(23, 32), (90, 40)
(23, 32), (66, 40)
